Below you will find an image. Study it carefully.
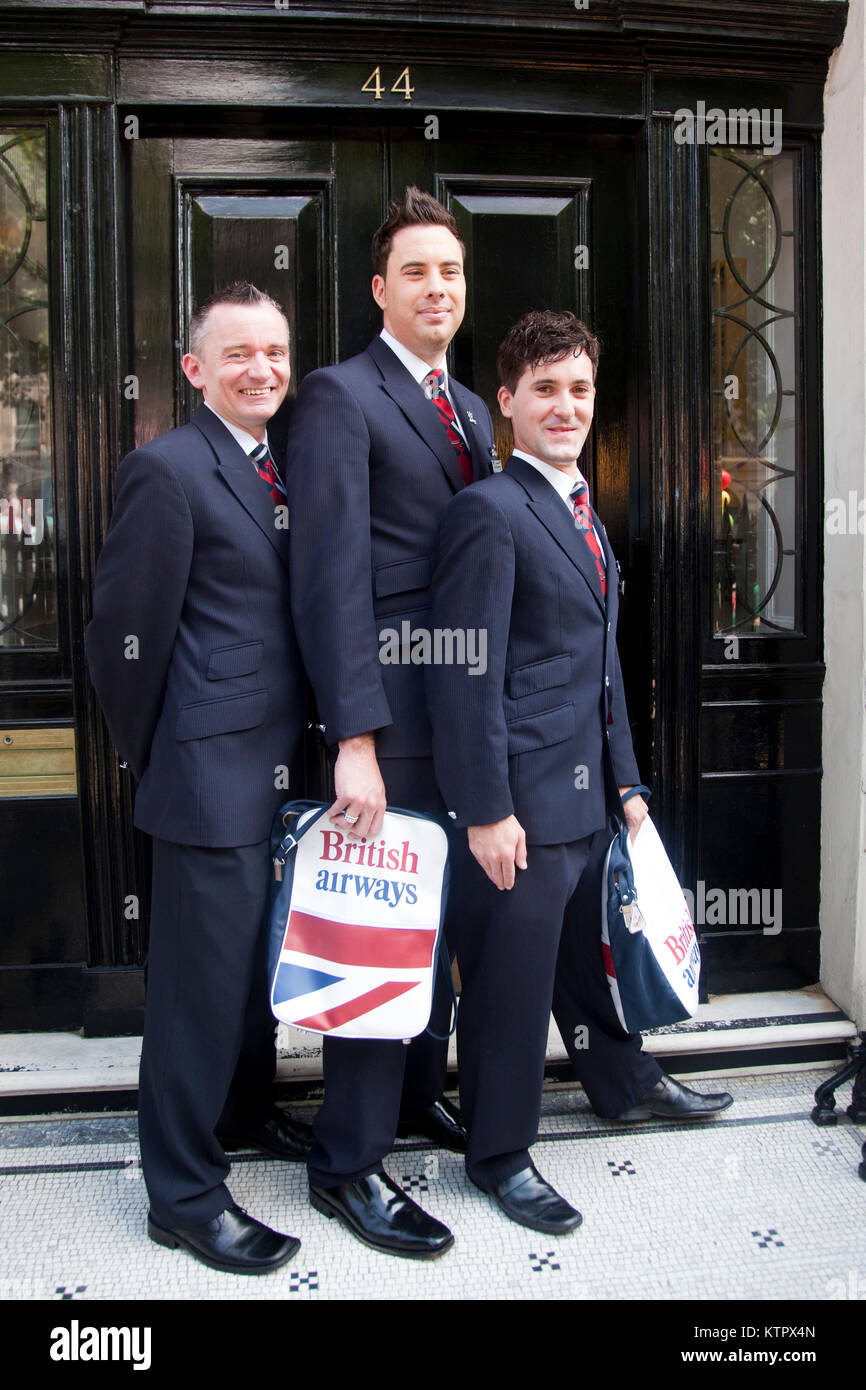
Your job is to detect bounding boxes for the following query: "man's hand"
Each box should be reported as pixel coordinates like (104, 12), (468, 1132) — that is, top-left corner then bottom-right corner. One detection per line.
(467, 815), (528, 891)
(331, 734), (387, 840)
(619, 786), (649, 843)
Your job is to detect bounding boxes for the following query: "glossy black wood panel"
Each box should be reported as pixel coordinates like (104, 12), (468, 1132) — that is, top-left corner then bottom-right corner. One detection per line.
(82, 966), (144, 1037)
(66, 102), (148, 984)
(183, 185), (331, 440)
(0, 964), (83, 1032)
(445, 179), (591, 427)
(701, 699), (822, 774)
(0, 799), (86, 965)
(645, 115), (705, 887)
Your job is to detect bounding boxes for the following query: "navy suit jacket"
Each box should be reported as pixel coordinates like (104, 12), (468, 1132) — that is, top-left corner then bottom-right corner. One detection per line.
(426, 455), (641, 845)
(85, 405), (306, 847)
(284, 335), (495, 758)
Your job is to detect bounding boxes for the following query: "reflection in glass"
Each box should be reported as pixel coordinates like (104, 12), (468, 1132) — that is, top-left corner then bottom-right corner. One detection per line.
(0, 128), (56, 649)
(710, 148), (798, 636)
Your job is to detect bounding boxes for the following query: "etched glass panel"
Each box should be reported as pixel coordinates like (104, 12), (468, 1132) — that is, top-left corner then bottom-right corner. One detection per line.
(710, 148), (798, 636)
(0, 129), (56, 649)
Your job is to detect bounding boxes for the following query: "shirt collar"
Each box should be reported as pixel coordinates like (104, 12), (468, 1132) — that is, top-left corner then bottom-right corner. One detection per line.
(513, 449), (589, 509)
(204, 401), (270, 456)
(379, 329), (450, 391)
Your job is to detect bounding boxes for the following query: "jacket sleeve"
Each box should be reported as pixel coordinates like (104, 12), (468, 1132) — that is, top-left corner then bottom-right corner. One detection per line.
(85, 447), (193, 780)
(283, 369), (394, 745)
(425, 487), (516, 827)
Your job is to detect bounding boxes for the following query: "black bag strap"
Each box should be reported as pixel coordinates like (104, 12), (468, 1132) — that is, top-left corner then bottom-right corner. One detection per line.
(425, 937), (458, 1040)
(272, 801), (330, 880)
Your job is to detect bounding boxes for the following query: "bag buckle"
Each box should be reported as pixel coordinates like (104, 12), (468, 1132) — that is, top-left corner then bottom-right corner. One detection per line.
(273, 831), (299, 881)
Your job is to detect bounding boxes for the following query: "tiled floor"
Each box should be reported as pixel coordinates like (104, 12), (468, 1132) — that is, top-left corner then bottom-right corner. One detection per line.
(1, 1067), (864, 1303)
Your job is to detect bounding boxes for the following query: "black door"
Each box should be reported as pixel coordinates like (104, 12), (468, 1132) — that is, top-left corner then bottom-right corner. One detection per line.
(78, 114), (647, 1033)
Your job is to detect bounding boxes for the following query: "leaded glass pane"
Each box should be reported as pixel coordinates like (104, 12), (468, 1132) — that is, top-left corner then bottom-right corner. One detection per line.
(710, 148), (798, 636)
(0, 128), (56, 650)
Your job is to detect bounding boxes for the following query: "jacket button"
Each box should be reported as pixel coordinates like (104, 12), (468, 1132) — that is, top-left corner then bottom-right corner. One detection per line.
(605, 675), (610, 687)
(448, 811), (457, 820)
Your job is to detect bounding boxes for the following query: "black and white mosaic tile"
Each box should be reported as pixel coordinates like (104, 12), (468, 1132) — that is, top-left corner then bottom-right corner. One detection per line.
(0, 1071), (863, 1300)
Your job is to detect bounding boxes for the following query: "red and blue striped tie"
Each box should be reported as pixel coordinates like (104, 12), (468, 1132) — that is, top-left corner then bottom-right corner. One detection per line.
(570, 479), (606, 597)
(249, 441), (287, 506)
(423, 368), (473, 486)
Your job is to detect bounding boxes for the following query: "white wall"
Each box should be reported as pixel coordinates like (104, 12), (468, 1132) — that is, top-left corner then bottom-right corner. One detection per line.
(821, 0), (866, 1027)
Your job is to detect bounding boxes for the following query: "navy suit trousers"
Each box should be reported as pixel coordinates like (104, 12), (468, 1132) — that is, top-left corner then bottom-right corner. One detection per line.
(456, 829), (662, 1188)
(308, 756), (454, 1188)
(138, 838), (277, 1227)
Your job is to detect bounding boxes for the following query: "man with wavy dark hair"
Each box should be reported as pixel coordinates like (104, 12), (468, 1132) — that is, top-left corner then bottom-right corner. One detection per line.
(426, 309), (732, 1233)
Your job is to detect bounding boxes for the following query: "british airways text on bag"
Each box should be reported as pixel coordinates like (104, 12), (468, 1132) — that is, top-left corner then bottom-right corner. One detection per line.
(268, 803), (449, 1040)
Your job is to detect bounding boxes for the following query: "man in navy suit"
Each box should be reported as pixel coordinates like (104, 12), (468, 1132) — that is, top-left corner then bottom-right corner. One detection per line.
(86, 283), (311, 1274)
(284, 188), (496, 1258)
(426, 311), (731, 1233)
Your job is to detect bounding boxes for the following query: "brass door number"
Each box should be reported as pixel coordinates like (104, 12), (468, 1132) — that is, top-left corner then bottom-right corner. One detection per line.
(361, 66), (414, 101)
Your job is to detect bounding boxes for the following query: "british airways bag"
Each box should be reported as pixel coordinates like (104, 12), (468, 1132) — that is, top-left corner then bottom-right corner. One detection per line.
(602, 810), (700, 1033)
(267, 800), (451, 1040)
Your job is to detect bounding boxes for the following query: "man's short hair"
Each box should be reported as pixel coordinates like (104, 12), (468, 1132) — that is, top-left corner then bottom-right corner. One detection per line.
(371, 186), (465, 278)
(497, 310), (601, 394)
(188, 281), (289, 358)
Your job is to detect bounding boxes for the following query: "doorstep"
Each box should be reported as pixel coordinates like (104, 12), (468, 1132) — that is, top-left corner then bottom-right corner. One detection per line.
(0, 985), (857, 1114)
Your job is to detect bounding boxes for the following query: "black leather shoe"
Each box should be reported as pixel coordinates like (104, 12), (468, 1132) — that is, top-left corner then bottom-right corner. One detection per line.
(147, 1203), (300, 1275)
(218, 1108), (313, 1160)
(396, 1097), (468, 1153)
(473, 1162), (583, 1235)
(616, 1074), (734, 1121)
(310, 1170), (454, 1259)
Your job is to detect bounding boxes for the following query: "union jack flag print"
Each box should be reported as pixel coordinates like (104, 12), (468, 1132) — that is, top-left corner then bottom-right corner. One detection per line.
(269, 804), (449, 1039)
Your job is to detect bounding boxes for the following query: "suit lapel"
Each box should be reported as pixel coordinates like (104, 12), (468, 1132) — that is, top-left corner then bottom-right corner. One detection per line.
(595, 506), (617, 621)
(507, 455), (607, 616)
(192, 405), (291, 573)
(366, 336), (465, 493)
(450, 379), (492, 481)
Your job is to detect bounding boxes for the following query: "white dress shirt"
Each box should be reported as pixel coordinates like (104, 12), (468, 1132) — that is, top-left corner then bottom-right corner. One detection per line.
(514, 448), (605, 558)
(379, 329), (467, 443)
(204, 401), (271, 459)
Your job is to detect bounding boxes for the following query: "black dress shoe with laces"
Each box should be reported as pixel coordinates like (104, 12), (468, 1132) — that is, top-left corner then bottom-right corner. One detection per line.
(396, 1097), (468, 1153)
(147, 1203), (300, 1274)
(616, 1074), (734, 1121)
(473, 1162), (583, 1235)
(218, 1108), (313, 1160)
(310, 1170), (454, 1259)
